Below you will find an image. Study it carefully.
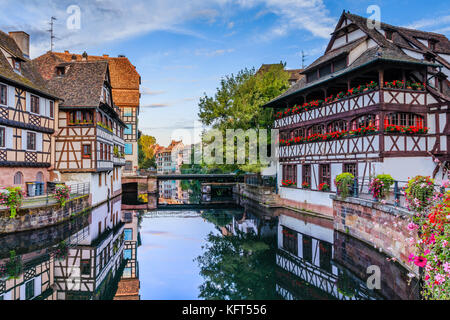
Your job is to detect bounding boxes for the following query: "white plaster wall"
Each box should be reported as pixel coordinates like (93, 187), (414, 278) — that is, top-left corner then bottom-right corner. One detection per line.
(279, 214), (334, 243)
(279, 187), (333, 208)
(374, 157), (443, 184)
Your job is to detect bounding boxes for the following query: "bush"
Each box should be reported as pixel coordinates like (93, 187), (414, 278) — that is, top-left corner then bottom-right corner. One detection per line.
(0, 187), (24, 218)
(335, 173), (355, 199)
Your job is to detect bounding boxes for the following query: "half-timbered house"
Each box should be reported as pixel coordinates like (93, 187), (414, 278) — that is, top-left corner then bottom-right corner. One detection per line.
(53, 198), (125, 300)
(33, 53), (126, 206)
(0, 31), (59, 191)
(36, 51), (141, 175)
(263, 11), (450, 213)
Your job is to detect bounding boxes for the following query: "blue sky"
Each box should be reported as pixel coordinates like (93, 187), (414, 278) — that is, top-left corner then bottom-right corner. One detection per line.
(1, 0), (449, 146)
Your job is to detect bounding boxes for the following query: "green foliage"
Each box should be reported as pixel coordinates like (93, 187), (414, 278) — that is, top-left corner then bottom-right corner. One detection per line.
(0, 251), (23, 280)
(195, 230), (278, 300)
(404, 176), (435, 212)
(198, 63), (290, 173)
(138, 134), (157, 169)
(377, 174), (394, 196)
(335, 173), (355, 199)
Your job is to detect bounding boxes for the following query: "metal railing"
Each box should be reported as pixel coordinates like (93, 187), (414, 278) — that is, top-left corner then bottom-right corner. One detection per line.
(20, 182), (90, 208)
(244, 174), (277, 189)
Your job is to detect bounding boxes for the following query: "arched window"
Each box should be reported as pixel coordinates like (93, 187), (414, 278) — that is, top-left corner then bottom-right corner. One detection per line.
(307, 124), (325, 136)
(327, 120), (348, 133)
(384, 112), (424, 127)
(14, 172), (23, 185)
(351, 114), (379, 130)
(293, 127), (305, 138)
(36, 172), (44, 183)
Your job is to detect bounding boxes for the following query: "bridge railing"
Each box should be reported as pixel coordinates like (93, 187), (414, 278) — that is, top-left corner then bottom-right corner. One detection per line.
(245, 174), (276, 190)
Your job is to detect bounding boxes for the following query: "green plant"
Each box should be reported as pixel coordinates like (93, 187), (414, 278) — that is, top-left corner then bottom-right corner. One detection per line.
(335, 172), (355, 199)
(0, 251), (23, 280)
(0, 187), (24, 218)
(54, 184), (70, 207)
(318, 182), (330, 192)
(404, 176), (435, 212)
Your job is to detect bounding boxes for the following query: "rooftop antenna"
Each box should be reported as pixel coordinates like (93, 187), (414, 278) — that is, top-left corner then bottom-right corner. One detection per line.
(47, 16), (57, 52)
(301, 50), (308, 69)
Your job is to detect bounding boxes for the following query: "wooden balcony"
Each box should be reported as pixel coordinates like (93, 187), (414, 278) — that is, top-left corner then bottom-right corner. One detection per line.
(279, 132), (434, 162)
(274, 88), (430, 130)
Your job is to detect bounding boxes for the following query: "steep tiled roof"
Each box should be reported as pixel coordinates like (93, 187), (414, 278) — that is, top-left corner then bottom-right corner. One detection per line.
(264, 11), (444, 107)
(0, 31), (58, 99)
(44, 61), (108, 107)
(49, 51), (141, 106)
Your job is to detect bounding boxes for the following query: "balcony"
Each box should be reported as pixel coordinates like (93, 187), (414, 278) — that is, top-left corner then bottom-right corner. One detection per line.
(113, 156), (126, 166)
(274, 87), (429, 129)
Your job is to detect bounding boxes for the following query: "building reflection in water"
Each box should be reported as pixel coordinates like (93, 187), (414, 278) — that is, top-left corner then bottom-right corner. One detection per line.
(0, 196), (142, 300)
(114, 210), (141, 300)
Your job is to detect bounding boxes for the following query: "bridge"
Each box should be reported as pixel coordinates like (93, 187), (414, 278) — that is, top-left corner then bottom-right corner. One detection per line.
(155, 173), (244, 182)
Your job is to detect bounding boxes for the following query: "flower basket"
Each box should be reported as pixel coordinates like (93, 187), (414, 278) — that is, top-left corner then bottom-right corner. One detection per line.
(54, 184), (70, 207)
(301, 182), (310, 190)
(369, 174), (394, 200)
(404, 176), (435, 212)
(335, 173), (355, 199)
(0, 187), (24, 219)
(0, 251), (23, 280)
(281, 180), (296, 188)
(53, 241), (69, 261)
(318, 182), (330, 192)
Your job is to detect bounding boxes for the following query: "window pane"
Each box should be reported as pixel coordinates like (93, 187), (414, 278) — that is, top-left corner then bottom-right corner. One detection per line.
(124, 229), (133, 241)
(124, 144), (132, 155)
(124, 124), (132, 135)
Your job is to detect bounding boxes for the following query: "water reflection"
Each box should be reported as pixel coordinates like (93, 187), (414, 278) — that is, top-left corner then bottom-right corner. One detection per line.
(0, 195), (418, 300)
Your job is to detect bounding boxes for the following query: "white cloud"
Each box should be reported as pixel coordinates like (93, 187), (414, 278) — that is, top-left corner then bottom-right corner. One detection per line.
(0, 0), (335, 57)
(404, 15), (450, 36)
(194, 48), (235, 57)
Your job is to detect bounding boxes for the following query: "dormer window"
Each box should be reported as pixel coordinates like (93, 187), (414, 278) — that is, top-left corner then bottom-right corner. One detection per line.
(56, 66), (65, 76)
(12, 58), (21, 73)
(385, 30), (393, 41)
(428, 40), (437, 51)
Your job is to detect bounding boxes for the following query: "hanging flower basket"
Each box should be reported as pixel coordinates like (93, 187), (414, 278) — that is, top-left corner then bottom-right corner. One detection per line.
(404, 176), (435, 212)
(53, 241), (69, 261)
(0, 251), (23, 280)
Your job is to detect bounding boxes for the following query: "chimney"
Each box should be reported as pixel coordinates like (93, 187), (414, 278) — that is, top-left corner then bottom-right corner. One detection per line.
(81, 51), (88, 61)
(9, 31), (30, 59)
(103, 54), (109, 58)
(71, 54), (77, 62)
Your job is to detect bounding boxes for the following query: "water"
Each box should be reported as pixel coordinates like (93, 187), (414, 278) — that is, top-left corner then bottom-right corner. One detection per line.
(0, 196), (420, 300)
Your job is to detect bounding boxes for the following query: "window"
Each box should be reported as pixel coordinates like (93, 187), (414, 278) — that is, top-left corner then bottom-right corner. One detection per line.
(319, 64), (332, 78)
(56, 66), (65, 76)
(302, 235), (313, 262)
(343, 163), (357, 177)
(124, 143), (132, 155)
(81, 259), (91, 275)
(282, 164), (297, 184)
(12, 58), (21, 72)
(282, 227), (298, 255)
(27, 132), (36, 150)
(319, 241), (332, 272)
(308, 124), (325, 136)
(328, 120), (348, 133)
(124, 124), (132, 135)
(30, 95), (39, 114)
(351, 114), (379, 130)
(385, 30), (393, 41)
(25, 280), (34, 300)
(125, 161), (132, 171)
(306, 71), (318, 83)
(0, 127), (5, 148)
(0, 84), (6, 105)
(319, 164), (331, 187)
(384, 113), (424, 127)
(14, 172), (23, 185)
(124, 249), (132, 260)
(124, 108), (132, 116)
(333, 57), (347, 72)
(99, 143), (103, 160)
(49, 101), (54, 118)
(82, 144), (92, 159)
(124, 229), (133, 241)
(36, 171), (44, 183)
(302, 164), (311, 186)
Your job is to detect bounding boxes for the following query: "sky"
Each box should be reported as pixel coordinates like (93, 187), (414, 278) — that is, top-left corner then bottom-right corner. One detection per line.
(0, 0), (449, 146)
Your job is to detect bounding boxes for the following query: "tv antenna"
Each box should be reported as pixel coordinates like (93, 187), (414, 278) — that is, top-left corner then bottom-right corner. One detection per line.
(301, 50), (308, 69)
(47, 17), (57, 52)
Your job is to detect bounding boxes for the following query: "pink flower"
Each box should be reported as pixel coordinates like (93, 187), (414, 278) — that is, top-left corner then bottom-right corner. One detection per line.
(443, 240), (448, 248)
(407, 222), (419, 231)
(434, 274), (446, 285)
(443, 262), (450, 273)
(408, 253), (415, 263)
(414, 256), (427, 268)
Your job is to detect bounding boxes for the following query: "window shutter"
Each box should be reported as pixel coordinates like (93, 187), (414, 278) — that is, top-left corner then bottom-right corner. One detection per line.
(6, 127), (13, 149)
(22, 130), (26, 150)
(25, 92), (31, 112)
(36, 133), (42, 151)
(7, 86), (14, 108)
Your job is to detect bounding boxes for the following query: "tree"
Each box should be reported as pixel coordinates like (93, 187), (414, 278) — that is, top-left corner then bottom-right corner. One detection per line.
(198, 63), (290, 173)
(138, 134), (157, 169)
(198, 63), (290, 131)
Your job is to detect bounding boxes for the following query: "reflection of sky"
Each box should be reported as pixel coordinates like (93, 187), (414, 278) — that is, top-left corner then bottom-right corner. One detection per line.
(138, 213), (219, 300)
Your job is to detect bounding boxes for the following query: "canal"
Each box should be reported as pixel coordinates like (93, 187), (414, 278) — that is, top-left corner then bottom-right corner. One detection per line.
(0, 195), (420, 300)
